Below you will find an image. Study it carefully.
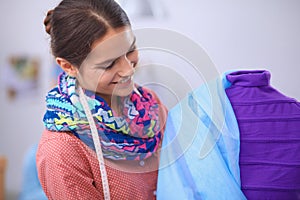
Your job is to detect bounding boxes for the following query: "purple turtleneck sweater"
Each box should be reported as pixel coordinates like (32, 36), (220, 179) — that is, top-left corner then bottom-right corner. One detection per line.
(225, 70), (300, 199)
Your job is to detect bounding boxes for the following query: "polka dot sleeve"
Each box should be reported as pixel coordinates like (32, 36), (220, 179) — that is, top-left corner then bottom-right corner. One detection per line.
(36, 132), (102, 200)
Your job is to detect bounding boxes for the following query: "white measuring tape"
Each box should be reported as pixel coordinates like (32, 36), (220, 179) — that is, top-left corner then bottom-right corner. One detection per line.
(78, 87), (111, 200)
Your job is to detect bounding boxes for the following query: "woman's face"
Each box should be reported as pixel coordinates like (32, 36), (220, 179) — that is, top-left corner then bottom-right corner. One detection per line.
(76, 27), (138, 103)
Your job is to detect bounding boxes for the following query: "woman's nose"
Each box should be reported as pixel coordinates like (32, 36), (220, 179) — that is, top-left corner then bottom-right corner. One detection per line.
(117, 55), (135, 76)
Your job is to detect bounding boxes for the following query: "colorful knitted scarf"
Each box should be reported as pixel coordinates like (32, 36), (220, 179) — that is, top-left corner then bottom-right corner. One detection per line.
(43, 72), (162, 160)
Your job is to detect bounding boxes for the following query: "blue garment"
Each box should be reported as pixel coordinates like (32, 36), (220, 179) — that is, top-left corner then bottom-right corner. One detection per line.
(19, 144), (47, 200)
(157, 74), (246, 199)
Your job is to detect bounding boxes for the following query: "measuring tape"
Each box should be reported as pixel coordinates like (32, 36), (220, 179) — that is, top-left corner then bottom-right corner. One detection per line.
(78, 87), (111, 200)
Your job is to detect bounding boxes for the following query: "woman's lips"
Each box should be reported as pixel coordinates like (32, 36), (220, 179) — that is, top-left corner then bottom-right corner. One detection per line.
(119, 76), (131, 84)
(112, 76), (133, 88)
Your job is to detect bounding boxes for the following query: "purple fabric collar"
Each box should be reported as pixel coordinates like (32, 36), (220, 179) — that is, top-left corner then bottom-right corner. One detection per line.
(226, 70), (270, 87)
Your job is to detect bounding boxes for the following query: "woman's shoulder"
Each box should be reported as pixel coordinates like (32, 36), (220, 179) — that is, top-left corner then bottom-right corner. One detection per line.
(36, 130), (92, 163)
(38, 130), (80, 148)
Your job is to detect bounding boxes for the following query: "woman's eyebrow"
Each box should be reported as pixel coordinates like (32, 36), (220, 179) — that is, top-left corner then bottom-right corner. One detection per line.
(95, 37), (137, 67)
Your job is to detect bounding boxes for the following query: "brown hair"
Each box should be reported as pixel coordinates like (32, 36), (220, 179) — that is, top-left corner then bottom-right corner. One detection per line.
(45, 0), (131, 67)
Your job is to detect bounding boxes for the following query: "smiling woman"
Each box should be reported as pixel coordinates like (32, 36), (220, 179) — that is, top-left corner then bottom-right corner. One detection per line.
(36, 0), (167, 199)
(77, 29), (139, 104)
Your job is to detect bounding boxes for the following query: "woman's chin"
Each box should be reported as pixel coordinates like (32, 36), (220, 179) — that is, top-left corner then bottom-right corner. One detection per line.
(113, 82), (134, 97)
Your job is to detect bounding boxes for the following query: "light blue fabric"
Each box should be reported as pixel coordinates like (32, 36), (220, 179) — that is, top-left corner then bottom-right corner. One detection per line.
(19, 144), (47, 200)
(157, 74), (246, 200)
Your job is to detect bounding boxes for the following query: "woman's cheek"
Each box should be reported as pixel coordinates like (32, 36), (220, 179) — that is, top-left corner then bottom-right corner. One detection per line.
(79, 68), (105, 92)
(96, 71), (113, 88)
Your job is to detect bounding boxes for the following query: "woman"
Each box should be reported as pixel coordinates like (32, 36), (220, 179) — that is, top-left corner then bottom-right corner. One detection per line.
(36, 0), (167, 199)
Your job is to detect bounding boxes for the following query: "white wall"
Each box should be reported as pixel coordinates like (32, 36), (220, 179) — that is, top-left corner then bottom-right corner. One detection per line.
(130, 0), (300, 101)
(0, 1), (61, 199)
(0, 0), (299, 199)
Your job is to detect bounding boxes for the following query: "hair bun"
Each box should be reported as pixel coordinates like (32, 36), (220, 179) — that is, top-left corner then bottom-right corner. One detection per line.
(44, 9), (54, 34)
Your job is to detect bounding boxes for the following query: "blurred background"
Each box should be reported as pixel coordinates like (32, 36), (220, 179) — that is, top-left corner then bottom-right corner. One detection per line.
(0, 0), (299, 199)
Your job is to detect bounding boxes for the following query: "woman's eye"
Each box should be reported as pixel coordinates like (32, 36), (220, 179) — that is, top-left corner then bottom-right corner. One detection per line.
(106, 61), (115, 69)
(127, 50), (135, 55)
(127, 46), (137, 55)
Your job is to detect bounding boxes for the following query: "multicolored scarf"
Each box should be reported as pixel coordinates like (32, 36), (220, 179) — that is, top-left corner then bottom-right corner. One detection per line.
(43, 72), (162, 160)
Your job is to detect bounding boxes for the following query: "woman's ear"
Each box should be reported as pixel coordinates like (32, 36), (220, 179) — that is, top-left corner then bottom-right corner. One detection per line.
(56, 57), (78, 77)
